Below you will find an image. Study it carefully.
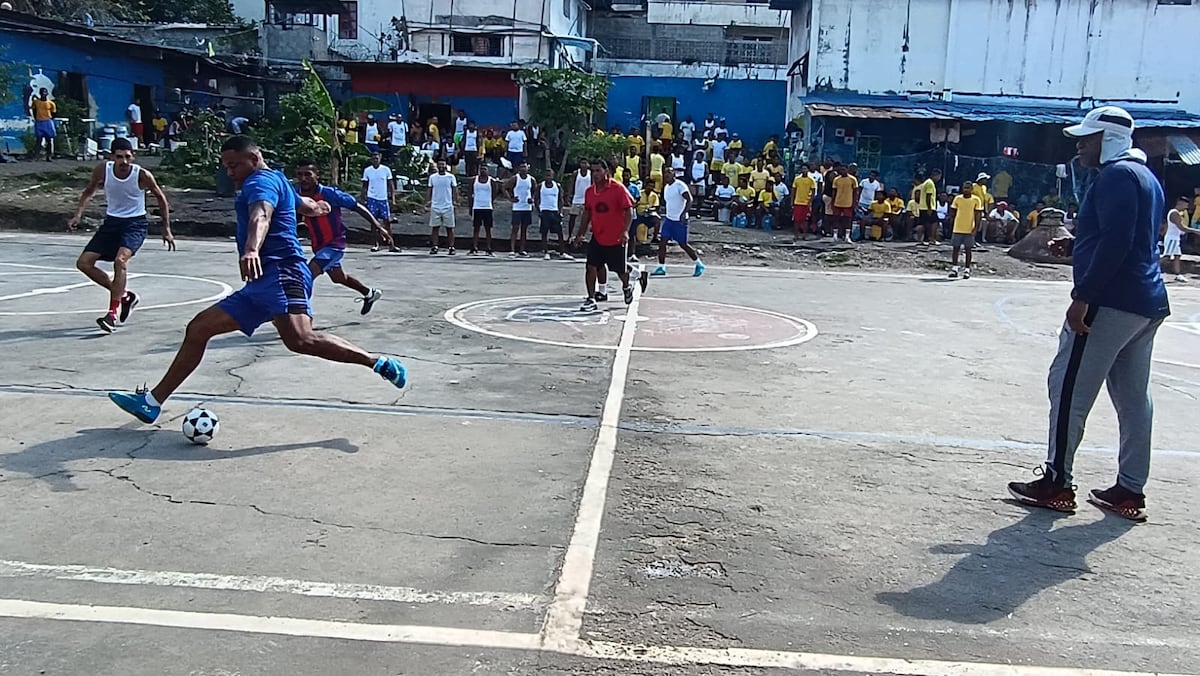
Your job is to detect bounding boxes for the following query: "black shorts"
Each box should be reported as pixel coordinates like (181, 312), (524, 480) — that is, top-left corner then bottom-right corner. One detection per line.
(473, 209), (493, 228)
(919, 209), (937, 224)
(512, 210), (533, 227)
(84, 215), (148, 262)
(586, 239), (627, 271)
(539, 211), (562, 235)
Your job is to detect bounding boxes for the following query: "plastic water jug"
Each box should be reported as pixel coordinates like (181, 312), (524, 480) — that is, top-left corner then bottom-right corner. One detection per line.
(761, 214), (774, 231)
(732, 213), (748, 229)
(851, 223), (861, 241)
(717, 206), (731, 223)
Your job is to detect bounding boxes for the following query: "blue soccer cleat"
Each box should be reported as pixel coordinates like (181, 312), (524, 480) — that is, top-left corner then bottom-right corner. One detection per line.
(108, 389), (161, 424)
(374, 356), (408, 388)
(651, 265), (667, 277)
(693, 261), (706, 277)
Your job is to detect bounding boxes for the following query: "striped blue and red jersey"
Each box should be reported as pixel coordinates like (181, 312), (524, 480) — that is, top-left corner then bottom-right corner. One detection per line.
(302, 185), (358, 251)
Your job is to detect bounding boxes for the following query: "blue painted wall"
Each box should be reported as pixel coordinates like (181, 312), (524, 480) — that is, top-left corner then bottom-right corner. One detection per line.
(604, 76), (786, 151)
(0, 28), (166, 150)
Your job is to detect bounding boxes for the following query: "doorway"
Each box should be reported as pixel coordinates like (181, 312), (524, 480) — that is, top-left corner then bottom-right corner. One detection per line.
(415, 103), (453, 141)
(133, 84), (155, 145)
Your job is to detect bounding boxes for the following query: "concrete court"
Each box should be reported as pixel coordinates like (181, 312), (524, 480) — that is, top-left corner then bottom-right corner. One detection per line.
(0, 231), (1198, 676)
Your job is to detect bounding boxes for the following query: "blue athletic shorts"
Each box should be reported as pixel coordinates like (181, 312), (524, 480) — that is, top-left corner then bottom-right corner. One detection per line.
(217, 259), (313, 336)
(661, 218), (689, 244)
(84, 215), (148, 261)
(34, 120), (56, 139)
(505, 151), (524, 167)
(365, 197), (391, 221)
(310, 246), (345, 273)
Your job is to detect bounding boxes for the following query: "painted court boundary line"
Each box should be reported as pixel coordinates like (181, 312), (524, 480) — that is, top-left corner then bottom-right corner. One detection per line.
(0, 560), (541, 611)
(0, 599), (1188, 676)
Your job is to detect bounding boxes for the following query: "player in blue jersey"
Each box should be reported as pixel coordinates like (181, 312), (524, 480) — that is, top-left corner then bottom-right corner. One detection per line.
(295, 159), (384, 315)
(108, 136), (407, 423)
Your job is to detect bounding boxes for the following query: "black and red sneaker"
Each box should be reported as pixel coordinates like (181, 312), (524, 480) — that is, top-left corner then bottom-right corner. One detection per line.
(1087, 484), (1147, 522)
(1007, 467), (1077, 513)
(118, 291), (140, 324)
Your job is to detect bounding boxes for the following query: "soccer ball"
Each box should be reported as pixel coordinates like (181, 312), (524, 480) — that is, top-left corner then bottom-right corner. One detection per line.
(182, 408), (219, 445)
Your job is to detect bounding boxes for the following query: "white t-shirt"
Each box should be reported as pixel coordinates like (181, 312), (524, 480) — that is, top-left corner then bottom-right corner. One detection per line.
(715, 185), (735, 199)
(808, 170), (823, 188)
(512, 174), (534, 211)
(428, 171), (457, 211)
(859, 178), (882, 205)
(1167, 209), (1186, 240)
(539, 181), (560, 211)
(127, 103), (142, 124)
(774, 183), (790, 200)
(662, 181), (691, 221)
(422, 140), (440, 153)
(362, 165), (393, 200)
(472, 177), (494, 210)
(388, 121), (408, 146)
(364, 123), (380, 144)
(679, 121), (695, 142)
(710, 140), (728, 162)
(504, 129), (526, 153)
(571, 170), (591, 205)
(988, 209), (1018, 224)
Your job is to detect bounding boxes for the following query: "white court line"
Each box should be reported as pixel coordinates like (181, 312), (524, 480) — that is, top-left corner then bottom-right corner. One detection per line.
(0, 599), (1188, 676)
(0, 263), (232, 315)
(539, 282), (643, 650)
(0, 560), (542, 611)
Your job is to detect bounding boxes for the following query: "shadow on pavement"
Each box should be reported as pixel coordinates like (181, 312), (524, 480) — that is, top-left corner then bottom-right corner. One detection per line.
(876, 507), (1135, 624)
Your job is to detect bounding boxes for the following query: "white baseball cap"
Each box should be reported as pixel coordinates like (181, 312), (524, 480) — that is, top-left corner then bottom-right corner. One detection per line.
(1063, 106), (1134, 138)
(976, 172), (990, 181)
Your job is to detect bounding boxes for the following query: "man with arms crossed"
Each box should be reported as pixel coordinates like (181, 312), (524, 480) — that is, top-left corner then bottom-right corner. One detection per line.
(651, 170), (704, 277)
(427, 158), (458, 255)
(1007, 107), (1170, 522)
(295, 159), (384, 314)
(574, 160), (635, 312)
(109, 136), (407, 423)
(68, 137), (173, 333)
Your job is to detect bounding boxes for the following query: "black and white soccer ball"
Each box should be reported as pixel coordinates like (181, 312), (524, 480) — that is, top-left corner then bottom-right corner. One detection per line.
(182, 408), (219, 445)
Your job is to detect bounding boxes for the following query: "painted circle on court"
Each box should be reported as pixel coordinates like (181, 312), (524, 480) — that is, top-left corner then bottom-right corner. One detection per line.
(444, 295), (818, 352)
(0, 264), (232, 316)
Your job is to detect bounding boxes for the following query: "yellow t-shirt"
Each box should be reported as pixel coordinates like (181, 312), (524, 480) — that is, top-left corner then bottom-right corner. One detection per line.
(992, 171), (1012, 198)
(659, 121), (673, 140)
(886, 197), (905, 214)
(758, 190), (775, 205)
(769, 163), (785, 178)
(636, 191), (659, 215)
(723, 162), (742, 185)
(31, 98), (56, 121)
(346, 120), (359, 144)
(791, 175), (816, 205)
(152, 117), (168, 132)
(729, 138), (743, 151)
(952, 194), (983, 234)
(626, 155), (640, 176)
(649, 154), (665, 176)
(738, 163), (752, 177)
(833, 175), (859, 209)
(1028, 210), (1040, 228)
(613, 166), (625, 184)
(736, 186), (756, 202)
(906, 199), (921, 216)
(919, 178), (937, 211)
(628, 134), (644, 152)
(428, 122), (439, 139)
(750, 169), (770, 192)
(972, 185), (993, 211)
(763, 140), (777, 156)
(868, 201), (890, 218)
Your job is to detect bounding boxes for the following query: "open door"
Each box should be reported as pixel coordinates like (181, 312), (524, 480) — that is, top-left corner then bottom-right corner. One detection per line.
(642, 96), (677, 144)
(133, 84), (155, 145)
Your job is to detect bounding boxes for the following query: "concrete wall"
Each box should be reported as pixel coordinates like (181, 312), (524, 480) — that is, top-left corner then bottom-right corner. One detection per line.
(647, 0), (789, 28)
(796, 0), (1200, 108)
(0, 29), (166, 145)
(264, 24), (329, 61)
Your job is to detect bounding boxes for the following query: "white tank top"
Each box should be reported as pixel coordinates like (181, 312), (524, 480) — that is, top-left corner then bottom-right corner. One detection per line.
(512, 175), (534, 211)
(473, 177), (494, 210)
(464, 130), (478, 151)
(1167, 209), (1186, 239)
(104, 162), (146, 218)
(672, 154), (685, 170)
(539, 182), (560, 210)
(691, 161), (706, 181)
(572, 171), (591, 205)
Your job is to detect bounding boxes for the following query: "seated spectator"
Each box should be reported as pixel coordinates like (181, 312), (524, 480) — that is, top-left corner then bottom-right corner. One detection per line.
(733, 174), (757, 221)
(713, 174), (736, 220)
(987, 201), (1020, 243)
(863, 191), (891, 240)
(757, 179), (781, 229)
(633, 177), (661, 243)
(1020, 200), (1045, 240)
(936, 192), (951, 240)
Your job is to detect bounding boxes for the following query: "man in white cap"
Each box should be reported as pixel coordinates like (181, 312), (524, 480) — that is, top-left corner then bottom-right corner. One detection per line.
(1007, 106), (1169, 522)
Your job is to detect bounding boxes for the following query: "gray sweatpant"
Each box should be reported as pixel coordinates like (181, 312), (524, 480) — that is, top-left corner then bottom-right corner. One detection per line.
(1046, 305), (1163, 493)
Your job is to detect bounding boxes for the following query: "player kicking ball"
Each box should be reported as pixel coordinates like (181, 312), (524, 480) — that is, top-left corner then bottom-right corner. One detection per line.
(295, 159), (384, 314)
(651, 170), (705, 278)
(573, 159), (635, 312)
(109, 136), (406, 424)
(67, 137), (174, 333)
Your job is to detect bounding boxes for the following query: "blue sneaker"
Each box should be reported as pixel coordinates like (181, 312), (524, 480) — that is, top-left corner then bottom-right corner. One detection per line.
(693, 261), (706, 277)
(374, 356), (408, 388)
(108, 389), (160, 424)
(651, 265), (667, 277)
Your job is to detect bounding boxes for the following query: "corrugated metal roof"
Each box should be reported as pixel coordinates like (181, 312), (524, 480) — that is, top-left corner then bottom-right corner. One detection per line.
(802, 93), (1200, 128)
(1168, 135), (1200, 165)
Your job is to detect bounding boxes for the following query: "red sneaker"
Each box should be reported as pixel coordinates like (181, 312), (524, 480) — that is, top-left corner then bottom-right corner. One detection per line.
(1087, 484), (1147, 522)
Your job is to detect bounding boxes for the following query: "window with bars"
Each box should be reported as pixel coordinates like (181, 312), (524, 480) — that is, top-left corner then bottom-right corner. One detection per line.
(450, 34), (503, 56)
(338, 1), (358, 40)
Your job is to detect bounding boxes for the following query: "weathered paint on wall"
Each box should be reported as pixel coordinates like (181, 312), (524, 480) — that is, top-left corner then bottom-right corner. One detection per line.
(801, 0), (1198, 108)
(647, 0), (789, 28)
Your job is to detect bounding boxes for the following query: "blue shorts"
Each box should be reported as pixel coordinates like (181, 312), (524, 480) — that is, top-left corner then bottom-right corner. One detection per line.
(84, 215), (148, 261)
(365, 198), (391, 221)
(217, 260), (313, 336)
(310, 246), (345, 273)
(34, 120), (56, 139)
(661, 218), (689, 244)
(365, 142), (380, 154)
(505, 151), (524, 167)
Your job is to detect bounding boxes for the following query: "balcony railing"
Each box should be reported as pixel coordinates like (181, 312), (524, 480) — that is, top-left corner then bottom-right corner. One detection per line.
(597, 36), (787, 65)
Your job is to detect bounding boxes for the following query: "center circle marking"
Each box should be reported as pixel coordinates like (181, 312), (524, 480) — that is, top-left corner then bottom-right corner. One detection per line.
(0, 267), (232, 316)
(444, 295), (818, 353)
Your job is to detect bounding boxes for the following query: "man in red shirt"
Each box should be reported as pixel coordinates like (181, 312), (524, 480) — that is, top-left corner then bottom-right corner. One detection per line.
(573, 159), (635, 311)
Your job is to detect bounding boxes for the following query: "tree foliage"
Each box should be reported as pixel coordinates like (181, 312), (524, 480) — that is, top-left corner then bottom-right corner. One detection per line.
(567, 133), (629, 168)
(5, 0), (234, 24)
(516, 67), (611, 173)
(0, 48), (19, 107)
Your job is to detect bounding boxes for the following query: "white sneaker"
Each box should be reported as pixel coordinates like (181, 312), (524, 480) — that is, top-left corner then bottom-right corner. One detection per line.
(948, 266), (959, 279)
(508, 251), (518, 259)
(561, 253), (574, 261)
(1175, 274), (1188, 283)
(963, 267), (972, 279)
(544, 253), (552, 260)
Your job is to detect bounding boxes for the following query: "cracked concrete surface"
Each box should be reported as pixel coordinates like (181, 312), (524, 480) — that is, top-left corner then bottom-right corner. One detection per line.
(2, 234), (1200, 674)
